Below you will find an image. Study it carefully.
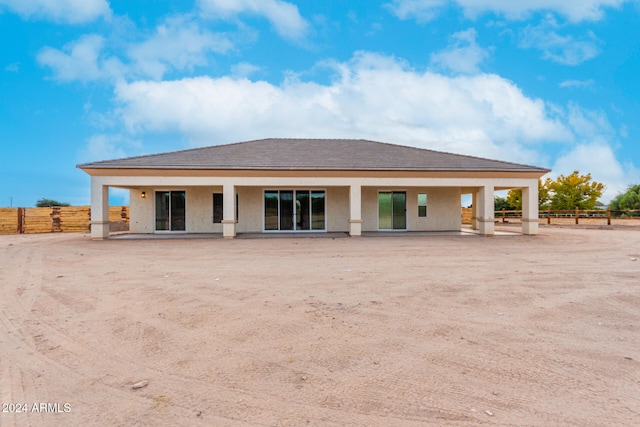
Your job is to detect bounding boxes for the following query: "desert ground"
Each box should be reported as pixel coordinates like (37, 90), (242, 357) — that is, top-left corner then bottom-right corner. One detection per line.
(1, 227), (639, 426)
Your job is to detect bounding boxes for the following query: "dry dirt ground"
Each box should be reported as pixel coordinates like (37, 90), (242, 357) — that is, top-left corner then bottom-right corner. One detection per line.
(1, 227), (639, 426)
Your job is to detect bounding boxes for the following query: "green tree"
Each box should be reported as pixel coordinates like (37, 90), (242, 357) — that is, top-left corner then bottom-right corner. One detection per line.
(609, 184), (640, 215)
(547, 171), (604, 210)
(36, 198), (70, 207)
(494, 196), (511, 211)
(506, 189), (521, 210)
(506, 179), (551, 210)
(538, 178), (551, 210)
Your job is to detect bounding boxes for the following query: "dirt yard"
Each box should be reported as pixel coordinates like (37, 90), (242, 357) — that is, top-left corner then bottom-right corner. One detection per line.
(1, 228), (639, 426)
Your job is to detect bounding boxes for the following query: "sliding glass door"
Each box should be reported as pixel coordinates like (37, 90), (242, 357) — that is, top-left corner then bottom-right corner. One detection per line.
(378, 191), (406, 230)
(264, 190), (325, 231)
(155, 191), (186, 231)
(280, 190), (294, 231)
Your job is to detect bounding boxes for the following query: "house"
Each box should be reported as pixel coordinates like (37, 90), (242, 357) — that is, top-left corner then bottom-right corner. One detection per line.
(77, 138), (550, 239)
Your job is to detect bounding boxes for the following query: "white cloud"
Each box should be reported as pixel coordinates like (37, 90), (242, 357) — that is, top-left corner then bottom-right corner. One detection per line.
(552, 143), (639, 203)
(231, 62), (262, 78)
(37, 35), (125, 82)
(519, 16), (602, 65)
(566, 103), (615, 140)
(0, 0), (111, 24)
(198, 0), (309, 41)
(79, 134), (142, 163)
(456, 0), (630, 22)
(38, 17), (233, 82)
(385, 0), (447, 22)
(550, 104), (639, 202)
(127, 16), (233, 80)
(559, 79), (595, 88)
(112, 51), (570, 165)
(4, 62), (19, 72)
(386, 0), (631, 22)
(430, 28), (490, 74)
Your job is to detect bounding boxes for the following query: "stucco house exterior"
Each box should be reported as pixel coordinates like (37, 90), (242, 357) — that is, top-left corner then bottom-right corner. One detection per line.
(77, 138), (550, 239)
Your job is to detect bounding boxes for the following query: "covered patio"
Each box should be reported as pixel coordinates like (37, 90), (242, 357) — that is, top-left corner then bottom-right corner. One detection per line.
(79, 139), (549, 239)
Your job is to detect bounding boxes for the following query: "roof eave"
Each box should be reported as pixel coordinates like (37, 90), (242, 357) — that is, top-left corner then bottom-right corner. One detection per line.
(78, 165), (551, 173)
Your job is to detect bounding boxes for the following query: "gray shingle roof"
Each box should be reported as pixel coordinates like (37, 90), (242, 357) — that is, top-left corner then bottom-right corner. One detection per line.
(77, 138), (550, 173)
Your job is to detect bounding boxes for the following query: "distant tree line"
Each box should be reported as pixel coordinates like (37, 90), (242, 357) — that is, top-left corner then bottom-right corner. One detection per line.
(495, 171), (604, 211)
(36, 198), (70, 207)
(494, 171), (640, 215)
(609, 184), (640, 216)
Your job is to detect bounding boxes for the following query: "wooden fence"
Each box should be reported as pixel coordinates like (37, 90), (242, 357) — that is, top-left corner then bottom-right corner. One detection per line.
(0, 206), (129, 235)
(461, 207), (473, 224)
(494, 208), (640, 226)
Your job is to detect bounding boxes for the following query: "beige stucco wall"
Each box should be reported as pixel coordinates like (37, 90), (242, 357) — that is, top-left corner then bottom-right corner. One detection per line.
(187, 187), (223, 233)
(130, 186), (225, 233)
(413, 187), (462, 231)
(129, 188), (154, 233)
(89, 171), (541, 237)
(327, 187), (349, 232)
(361, 187), (461, 232)
(236, 186), (261, 233)
(130, 185), (461, 234)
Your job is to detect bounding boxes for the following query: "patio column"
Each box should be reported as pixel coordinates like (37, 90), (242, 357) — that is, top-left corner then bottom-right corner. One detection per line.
(90, 177), (110, 240)
(522, 183), (539, 235)
(478, 184), (495, 236)
(222, 183), (236, 238)
(349, 184), (362, 236)
(471, 191), (479, 230)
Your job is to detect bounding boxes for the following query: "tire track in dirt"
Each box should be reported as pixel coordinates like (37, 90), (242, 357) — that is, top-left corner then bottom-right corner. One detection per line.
(3, 232), (640, 425)
(1, 244), (63, 427)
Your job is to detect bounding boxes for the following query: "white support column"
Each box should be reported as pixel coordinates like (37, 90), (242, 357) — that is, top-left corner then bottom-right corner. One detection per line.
(90, 177), (110, 240)
(349, 184), (362, 236)
(471, 191), (479, 230)
(522, 183), (539, 235)
(222, 183), (236, 238)
(478, 185), (495, 236)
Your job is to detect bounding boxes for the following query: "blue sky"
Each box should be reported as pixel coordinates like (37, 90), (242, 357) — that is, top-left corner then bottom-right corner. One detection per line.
(1, 0), (639, 207)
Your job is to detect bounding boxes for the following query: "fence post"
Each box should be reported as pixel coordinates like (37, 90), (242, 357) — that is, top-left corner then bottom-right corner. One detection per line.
(547, 208), (551, 225)
(17, 207), (25, 234)
(575, 207), (579, 225)
(51, 206), (61, 232)
(502, 208), (506, 223)
(607, 207), (611, 226)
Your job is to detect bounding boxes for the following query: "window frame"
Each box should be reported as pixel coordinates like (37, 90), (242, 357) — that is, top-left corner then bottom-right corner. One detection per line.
(418, 193), (428, 218)
(212, 193), (223, 223)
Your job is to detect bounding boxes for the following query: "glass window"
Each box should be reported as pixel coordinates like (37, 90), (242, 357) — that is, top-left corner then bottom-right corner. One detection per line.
(213, 193), (223, 223)
(156, 190), (186, 231)
(296, 191), (310, 230)
(379, 191), (406, 230)
(311, 191), (325, 230)
(264, 191), (279, 230)
(264, 190), (326, 231)
(378, 192), (393, 229)
(392, 192), (406, 229)
(279, 191), (294, 231)
(155, 191), (170, 231)
(170, 191), (186, 231)
(418, 193), (427, 217)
